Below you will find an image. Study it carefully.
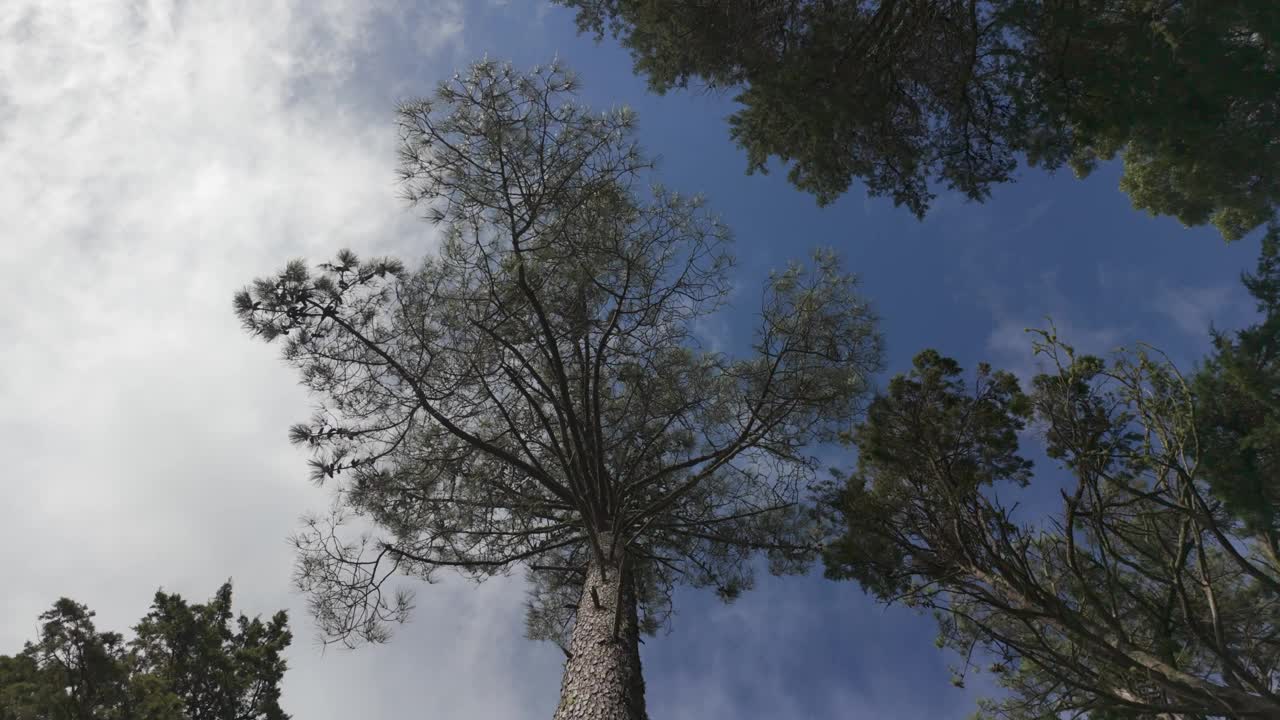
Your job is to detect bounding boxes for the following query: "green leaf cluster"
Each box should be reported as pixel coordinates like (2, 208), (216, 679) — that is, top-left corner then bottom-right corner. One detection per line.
(1196, 227), (1280, 561)
(0, 584), (290, 720)
(821, 241), (1280, 717)
(559, 0), (1280, 240)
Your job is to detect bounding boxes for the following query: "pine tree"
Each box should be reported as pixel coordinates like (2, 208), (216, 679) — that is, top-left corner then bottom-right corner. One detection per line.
(557, 0), (1280, 241)
(0, 584), (291, 720)
(236, 59), (883, 719)
(1196, 228), (1280, 560)
(823, 331), (1280, 718)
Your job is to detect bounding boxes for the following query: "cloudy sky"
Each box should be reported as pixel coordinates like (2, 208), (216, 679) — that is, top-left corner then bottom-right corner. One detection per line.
(0, 1), (1269, 718)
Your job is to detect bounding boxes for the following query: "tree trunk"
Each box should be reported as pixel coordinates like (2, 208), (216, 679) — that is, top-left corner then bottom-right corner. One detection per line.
(553, 534), (647, 720)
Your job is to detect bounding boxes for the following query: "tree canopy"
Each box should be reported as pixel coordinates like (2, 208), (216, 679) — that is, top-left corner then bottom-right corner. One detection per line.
(0, 583), (291, 720)
(824, 329), (1280, 717)
(1195, 229), (1280, 556)
(236, 59), (882, 719)
(557, 0), (1280, 241)
(824, 235), (1280, 720)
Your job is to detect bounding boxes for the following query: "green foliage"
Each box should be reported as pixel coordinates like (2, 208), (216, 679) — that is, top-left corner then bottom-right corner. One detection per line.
(823, 350), (1033, 599)
(823, 328), (1280, 717)
(1195, 227), (1280, 557)
(2, 599), (134, 720)
(132, 584), (291, 720)
(558, 0), (1280, 240)
(239, 60), (884, 718)
(235, 60), (883, 658)
(0, 584), (291, 720)
(0, 655), (40, 720)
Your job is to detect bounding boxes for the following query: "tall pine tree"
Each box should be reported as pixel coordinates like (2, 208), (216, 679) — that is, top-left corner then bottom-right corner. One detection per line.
(236, 59), (883, 720)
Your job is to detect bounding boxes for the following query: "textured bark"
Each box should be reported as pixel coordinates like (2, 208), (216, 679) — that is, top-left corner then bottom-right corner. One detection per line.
(553, 535), (647, 720)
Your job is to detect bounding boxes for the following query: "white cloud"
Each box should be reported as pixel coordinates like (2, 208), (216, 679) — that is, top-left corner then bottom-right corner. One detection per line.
(986, 315), (1128, 384)
(978, 271), (1129, 383)
(1153, 283), (1248, 340)
(643, 579), (983, 719)
(1095, 263), (1253, 344)
(0, 2), (570, 718)
(412, 0), (466, 58)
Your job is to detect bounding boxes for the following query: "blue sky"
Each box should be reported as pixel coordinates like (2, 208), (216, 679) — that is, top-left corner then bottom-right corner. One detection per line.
(0, 2), (1269, 718)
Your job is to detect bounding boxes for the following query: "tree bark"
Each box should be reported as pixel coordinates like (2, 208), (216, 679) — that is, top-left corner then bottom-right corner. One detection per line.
(553, 534), (647, 720)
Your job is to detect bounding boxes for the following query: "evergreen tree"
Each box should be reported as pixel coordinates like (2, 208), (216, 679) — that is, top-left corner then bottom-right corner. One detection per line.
(236, 59), (883, 720)
(1196, 229), (1280, 560)
(557, 0), (1280, 241)
(131, 584), (291, 720)
(1, 600), (133, 720)
(0, 584), (290, 720)
(823, 329), (1280, 717)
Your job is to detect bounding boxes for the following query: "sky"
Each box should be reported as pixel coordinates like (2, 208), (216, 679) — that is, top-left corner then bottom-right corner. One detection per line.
(0, 1), (1270, 718)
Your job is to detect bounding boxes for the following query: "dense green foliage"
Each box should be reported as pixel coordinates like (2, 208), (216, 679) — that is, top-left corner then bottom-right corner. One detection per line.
(1196, 229), (1280, 555)
(823, 253), (1280, 717)
(237, 59), (882, 719)
(558, 0), (1280, 240)
(0, 584), (290, 720)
